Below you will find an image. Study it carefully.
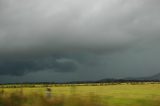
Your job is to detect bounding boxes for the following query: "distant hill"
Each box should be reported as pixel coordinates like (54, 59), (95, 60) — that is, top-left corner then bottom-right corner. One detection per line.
(128, 73), (160, 81)
(2, 73), (160, 85)
(98, 73), (160, 82)
(144, 73), (160, 80)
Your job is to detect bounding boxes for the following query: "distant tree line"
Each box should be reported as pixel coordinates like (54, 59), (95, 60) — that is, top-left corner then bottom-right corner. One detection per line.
(0, 79), (160, 88)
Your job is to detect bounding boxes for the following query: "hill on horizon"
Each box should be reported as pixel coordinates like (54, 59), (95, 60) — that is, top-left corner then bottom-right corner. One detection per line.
(98, 72), (160, 82)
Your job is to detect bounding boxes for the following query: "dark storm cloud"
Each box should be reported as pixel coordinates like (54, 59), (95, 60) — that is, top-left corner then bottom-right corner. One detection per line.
(0, 56), (79, 76)
(0, 0), (160, 81)
(0, 60), (35, 75)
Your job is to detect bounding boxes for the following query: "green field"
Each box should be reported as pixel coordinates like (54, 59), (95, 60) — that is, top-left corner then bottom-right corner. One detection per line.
(0, 83), (160, 106)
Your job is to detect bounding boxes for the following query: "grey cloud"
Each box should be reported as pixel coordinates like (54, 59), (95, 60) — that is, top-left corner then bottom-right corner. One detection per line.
(0, 0), (160, 82)
(0, 0), (149, 56)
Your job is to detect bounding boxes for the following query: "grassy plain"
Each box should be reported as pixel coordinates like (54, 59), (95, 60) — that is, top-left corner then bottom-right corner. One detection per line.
(0, 83), (160, 106)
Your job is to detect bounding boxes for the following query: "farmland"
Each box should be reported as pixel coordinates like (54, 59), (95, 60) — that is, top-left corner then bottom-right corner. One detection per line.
(0, 82), (160, 106)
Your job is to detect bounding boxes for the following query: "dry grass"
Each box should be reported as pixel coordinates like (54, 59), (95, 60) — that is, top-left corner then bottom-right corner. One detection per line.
(1, 83), (160, 106)
(0, 91), (160, 106)
(0, 91), (104, 106)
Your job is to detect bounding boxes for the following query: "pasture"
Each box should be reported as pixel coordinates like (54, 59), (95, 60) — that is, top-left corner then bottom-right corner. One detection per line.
(0, 82), (160, 106)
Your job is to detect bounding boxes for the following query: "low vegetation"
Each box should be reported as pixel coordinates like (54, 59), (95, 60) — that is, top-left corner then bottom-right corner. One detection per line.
(0, 82), (160, 106)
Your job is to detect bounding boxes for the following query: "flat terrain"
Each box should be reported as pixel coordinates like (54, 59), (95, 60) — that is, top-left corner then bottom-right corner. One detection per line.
(1, 83), (160, 106)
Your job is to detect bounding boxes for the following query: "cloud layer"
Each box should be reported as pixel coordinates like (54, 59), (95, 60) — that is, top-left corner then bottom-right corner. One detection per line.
(0, 0), (160, 82)
(0, 0), (140, 55)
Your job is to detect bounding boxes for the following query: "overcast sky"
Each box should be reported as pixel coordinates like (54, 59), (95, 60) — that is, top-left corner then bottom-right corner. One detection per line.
(0, 0), (160, 83)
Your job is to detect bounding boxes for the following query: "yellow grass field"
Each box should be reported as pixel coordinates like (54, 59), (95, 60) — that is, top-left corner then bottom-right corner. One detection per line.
(1, 83), (160, 106)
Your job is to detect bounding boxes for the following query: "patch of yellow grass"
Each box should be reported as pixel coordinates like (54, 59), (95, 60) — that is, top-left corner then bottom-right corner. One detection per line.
(1, 83), (160, 106)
